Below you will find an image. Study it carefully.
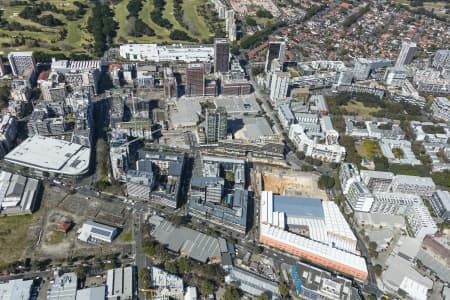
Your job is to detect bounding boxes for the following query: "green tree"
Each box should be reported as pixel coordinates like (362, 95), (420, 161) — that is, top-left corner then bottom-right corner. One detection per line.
(164, 260), (178, 274)
(139, 268), (151, 289)
(256, 9), (273, 18)
(76, 265), (88, 281)
(318, 175), (335, 190)
(0, 85), (10, 109)
(258, 293), (270, 300)
(296, 151), (305, 160)
(200, 280), (214, 295)
(176, 257), (190, 274)
(373, 264), (383, 276)
(245, 17), (257, 26)
(223, 286), (240, 300)
(278, 282), (290, 299)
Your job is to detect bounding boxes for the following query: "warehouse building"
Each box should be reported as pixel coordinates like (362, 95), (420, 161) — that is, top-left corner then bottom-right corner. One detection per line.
(0, 279), (33, 300)
(0, 171), (41, 216)
(76, 287), (106, 300)
(225, 267), (279, 297)
(5, 135), (91, 177)
(259, 191), (368, 281)
(77, 220), (118, 244)
(106, 266), (136, 300)
(48, 272), (77, 300)
(150, 216), (222, 263)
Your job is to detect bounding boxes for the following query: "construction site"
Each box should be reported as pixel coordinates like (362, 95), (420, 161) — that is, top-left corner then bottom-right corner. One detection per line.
(252, 167), (327, 200)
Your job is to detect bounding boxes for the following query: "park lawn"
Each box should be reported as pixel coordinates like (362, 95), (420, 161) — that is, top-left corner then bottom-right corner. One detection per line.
(182, 0), (212, 41)
(115, 0), (167, 44)
(163, 0), (190, 34)
(0, 212), (43, 268)
(65, 7), (93, 53)
(355, 140), (383, 160)
(1, 0), (93, 56)
(114, 0), (132, 42)
(342, 101), (381, 118)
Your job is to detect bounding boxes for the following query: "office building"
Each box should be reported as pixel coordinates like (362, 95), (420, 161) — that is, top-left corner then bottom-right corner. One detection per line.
(395, 41), (417, 67)
(371, 192), (421, 215)
(289, 124), (346, 163)
(150, 266), (184, 300)
(48, 272), (77, 300)
(432, 49), (450, 69)
(77, 220), (118, 244)
(214, 38), (230, 73)
(390, 175), (436, 198)
(186, 64), (205, 97)
(384, 66), (407, 86)
(205, 107), (227, 143)
(352, 57), (391, 81)
(164, 68), (178, 98)
(290, 262), (361, 300)
(106, 266), (135, 299)
(0, 279), (33, 300)
(430, 190), (450, 223)
(431, 96), (450, 122)
(269, 71), (289, 104)
(406, 204), (438, 240)
(126, 169), (154, 200)
(345, 181), (374, 212)
(39, 72), (67, 102)
(137, 151), (185, 208)
(360, 170), (394, 193)
(339, 163), (361, 194)
(259, 191), (368, 280)
(265, 41), (285, 72)
(190, 179), (248, 232)
(8, 51), (36, 76)
(0, 115), (17, 159)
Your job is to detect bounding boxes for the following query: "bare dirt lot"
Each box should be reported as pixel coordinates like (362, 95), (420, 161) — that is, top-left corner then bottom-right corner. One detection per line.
(37, 187), (134, 259)
(262, 170), (328, 200)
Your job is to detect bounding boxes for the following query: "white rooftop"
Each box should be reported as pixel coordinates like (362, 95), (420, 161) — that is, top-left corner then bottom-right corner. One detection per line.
(5, 135), (90, 176)
(0, 279), (33, 300)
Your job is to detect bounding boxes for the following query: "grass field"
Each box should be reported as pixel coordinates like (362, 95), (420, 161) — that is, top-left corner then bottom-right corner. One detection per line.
(0, 0), (92, 56)
(182, 0), (212, 41)
(342, 101), (381, 118)
(114, 0), (213, 44)
(0, 212), (43, 268)
(47, 230), (66, 245)
(355, 140), (383, 160)
(1, 0), (218, 57)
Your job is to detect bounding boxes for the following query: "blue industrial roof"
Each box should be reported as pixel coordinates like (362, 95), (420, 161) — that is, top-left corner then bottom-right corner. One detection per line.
(272, 196), (324, 219)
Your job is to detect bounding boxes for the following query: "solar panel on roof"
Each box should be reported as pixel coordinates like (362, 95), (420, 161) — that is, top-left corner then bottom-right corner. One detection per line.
(91, 227), (111, 237)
